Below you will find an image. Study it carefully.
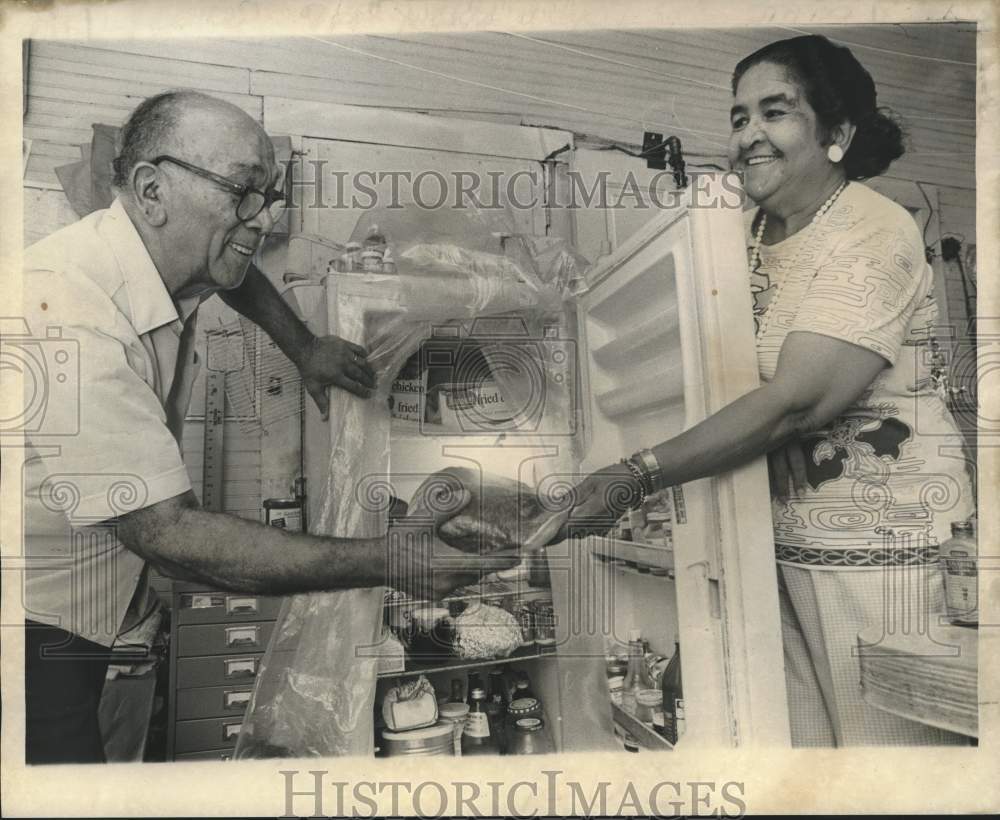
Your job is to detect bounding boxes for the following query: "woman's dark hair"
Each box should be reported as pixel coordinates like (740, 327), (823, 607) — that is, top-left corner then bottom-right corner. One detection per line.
(732, 35), (905, 180)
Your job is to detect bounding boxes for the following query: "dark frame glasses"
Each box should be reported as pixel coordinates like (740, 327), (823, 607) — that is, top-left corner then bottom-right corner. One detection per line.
(151, 155), (286, 223)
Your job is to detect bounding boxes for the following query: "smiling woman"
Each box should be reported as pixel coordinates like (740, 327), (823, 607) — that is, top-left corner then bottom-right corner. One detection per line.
(563, 34), (975, 747)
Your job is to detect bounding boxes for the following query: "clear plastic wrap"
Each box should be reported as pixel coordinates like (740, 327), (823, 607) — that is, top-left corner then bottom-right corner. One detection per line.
(235, 205), (586, 759)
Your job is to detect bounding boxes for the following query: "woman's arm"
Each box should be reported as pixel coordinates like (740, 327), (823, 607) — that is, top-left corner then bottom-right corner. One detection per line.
(561, 330), (888, 534)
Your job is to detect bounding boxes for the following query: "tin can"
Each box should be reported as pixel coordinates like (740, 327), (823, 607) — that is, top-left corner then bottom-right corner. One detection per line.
(513, 599), (535, 646)
(263, 498), (303, 531)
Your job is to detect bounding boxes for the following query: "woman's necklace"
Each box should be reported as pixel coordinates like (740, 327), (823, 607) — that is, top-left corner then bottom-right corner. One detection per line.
(750, 180), (848, 338)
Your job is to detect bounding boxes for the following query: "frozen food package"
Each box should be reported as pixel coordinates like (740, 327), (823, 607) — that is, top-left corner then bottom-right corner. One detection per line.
(235, 203), (586, 758)
(408, 467), (568, 554)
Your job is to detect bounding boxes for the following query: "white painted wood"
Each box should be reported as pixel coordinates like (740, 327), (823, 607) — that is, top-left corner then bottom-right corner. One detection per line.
(574, 174), (787, 746)
(265, 96), (571, 161)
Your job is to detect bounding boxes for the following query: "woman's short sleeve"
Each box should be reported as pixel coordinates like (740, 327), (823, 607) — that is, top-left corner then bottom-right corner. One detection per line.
(789, 216), (931, 365)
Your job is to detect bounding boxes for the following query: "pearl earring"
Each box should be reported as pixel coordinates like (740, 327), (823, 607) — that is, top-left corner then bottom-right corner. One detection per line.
(827, 144), (845, 163)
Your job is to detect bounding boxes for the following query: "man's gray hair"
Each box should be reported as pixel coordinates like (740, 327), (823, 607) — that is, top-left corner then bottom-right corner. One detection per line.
(111, 89), (217, 189)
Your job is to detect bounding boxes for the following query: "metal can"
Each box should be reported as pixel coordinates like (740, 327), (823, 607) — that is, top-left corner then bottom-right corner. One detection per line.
(263, 498), (303, 531)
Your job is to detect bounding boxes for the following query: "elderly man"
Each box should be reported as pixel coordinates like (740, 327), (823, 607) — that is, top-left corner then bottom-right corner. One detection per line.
(20, 91), (507, 764)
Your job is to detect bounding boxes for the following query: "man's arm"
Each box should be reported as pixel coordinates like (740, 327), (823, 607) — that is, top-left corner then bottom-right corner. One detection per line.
(218, 263), (376, 413)
(115, 490), (517, 600)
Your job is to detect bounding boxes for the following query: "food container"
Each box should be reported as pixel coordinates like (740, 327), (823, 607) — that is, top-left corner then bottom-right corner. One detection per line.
(438, 702), (470, 755)
(263, 498), (303, 531)
(508, 717), (554, 755)
(942, 519), (978, 626)
(343, 242), (362, 271)
(405, 606), (455, 656)
(381, 723), (455, 757)
(636, 688), (664, 727)
(361, 249), (383, 272)
(531, 598), (556, 646)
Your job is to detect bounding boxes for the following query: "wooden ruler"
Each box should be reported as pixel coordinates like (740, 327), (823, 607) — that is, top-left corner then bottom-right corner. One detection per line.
(202, 369), (226, 513)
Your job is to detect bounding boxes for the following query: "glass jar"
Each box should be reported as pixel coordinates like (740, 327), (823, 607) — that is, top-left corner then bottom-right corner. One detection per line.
(508, 717), (554, 755)
(531, 598), (556, 646)
(942, 519), (978, 626)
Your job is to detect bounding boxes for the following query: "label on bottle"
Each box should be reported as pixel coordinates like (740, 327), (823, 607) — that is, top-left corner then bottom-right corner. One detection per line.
(463, 711), (491, 739)
(675, 698), (686, 738)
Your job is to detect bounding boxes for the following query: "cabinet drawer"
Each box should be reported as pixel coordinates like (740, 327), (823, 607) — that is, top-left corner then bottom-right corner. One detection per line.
(176, 622), (275, 656)
(174, 748), (234, 762)
(176, 654), (263, 688)
(175, 591), (284, 625)
(176, 684), (255, 720)
(174, 716), (246, 754)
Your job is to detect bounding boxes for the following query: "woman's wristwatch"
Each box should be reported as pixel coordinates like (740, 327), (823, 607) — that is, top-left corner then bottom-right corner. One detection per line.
(620, 448), (663, 509)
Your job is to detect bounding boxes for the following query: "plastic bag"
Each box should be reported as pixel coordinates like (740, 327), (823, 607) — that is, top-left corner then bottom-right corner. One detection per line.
(235, 204), (585, 759)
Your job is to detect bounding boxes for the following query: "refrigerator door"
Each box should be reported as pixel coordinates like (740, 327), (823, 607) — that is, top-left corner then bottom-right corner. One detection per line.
(571, 174), (789, 746)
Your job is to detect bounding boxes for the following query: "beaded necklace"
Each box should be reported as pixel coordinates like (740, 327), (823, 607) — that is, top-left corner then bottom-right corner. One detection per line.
(750, 180), (848, 338)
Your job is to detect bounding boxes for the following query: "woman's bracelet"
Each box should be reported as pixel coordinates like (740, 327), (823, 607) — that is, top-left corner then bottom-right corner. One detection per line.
(620, 458), (649, 510)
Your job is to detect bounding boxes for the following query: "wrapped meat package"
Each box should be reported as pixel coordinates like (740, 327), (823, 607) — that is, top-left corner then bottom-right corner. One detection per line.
(407, 467), (568, 554)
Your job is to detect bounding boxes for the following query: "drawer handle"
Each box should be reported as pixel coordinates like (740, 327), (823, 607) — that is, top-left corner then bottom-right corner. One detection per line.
(185, 593), (224, 610)
(225, 690), (253, 710)
(223, 721), (242, 742)
(226, 596), (259, 615)
(224, 657), (257, 678)
(225, 626), (259, 648)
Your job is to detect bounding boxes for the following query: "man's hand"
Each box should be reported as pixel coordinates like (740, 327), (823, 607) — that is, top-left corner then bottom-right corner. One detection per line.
(550, 462), (644, 543)
(387, 489), (519, 601)
(299, 334), (377, 416)
(768, 440), (809, 503)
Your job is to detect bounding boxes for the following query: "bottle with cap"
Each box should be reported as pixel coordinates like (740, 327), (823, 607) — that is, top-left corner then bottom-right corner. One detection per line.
(486, 668), (508, 753)
(660, 636), (684, 744)
(941, 518), (978, 626)
(621, 629), (646, 715)
(462, 686), (499, 755)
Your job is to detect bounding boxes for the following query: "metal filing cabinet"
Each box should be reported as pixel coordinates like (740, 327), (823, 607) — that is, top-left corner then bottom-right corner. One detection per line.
(167, 582), (285, 760)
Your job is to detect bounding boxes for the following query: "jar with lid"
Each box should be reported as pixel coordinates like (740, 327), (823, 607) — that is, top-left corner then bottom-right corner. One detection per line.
(508, 717), (554, 755)
(941, 519), (978, 626)
(438, 702), (470, 755)
(531, 598), (556, 646)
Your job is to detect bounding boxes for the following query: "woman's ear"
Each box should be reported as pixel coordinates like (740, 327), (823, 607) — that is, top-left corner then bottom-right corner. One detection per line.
(828, 120), (857, 155)
(131, 163), (168, 227)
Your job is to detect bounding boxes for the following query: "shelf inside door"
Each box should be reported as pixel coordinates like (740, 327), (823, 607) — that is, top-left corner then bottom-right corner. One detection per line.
(378, 643), (556, 678)
(585, 535), (675, 571)
(612, 704), (674, 751)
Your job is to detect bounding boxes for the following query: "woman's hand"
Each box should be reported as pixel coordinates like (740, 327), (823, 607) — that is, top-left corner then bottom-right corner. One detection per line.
(388, 489), (519, 600)
(768, 440), (809, 503)
(299, 334), (377, 415)
(549, 462), (644, 543)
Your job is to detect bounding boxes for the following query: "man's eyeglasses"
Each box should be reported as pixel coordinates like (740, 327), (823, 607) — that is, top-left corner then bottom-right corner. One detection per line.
(151, 155), (286, 224)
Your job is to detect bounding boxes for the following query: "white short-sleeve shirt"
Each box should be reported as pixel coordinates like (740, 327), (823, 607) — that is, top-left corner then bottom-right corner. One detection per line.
(18, 197), (211, 645)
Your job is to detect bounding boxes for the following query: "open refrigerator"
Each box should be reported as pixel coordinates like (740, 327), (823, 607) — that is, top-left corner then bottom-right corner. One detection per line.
(233, 168), (790, 757)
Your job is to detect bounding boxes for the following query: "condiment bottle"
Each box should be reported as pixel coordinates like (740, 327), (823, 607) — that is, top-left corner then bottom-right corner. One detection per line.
(621, 629), (646, 715)
(466, 672), (484, 707)
(448, 678), (464, 704)
(512, 670), (534, 701)
(942, 519), (978, 626)
(486, 668), (508, 753)
(660, 638), (684, 744)
(461, 686), (499, 755)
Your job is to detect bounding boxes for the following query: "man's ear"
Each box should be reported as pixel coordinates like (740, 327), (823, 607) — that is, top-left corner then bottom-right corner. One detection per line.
(131, 163), (167, 227)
